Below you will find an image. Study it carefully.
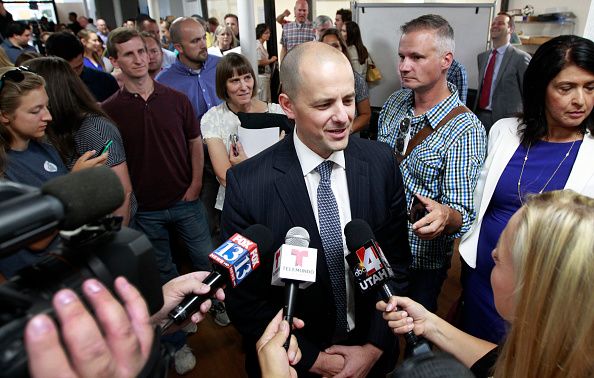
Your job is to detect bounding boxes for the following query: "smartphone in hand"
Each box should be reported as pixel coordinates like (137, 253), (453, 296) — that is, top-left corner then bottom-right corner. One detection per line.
(229, 134), (239, 157)
(94, 140), (113, 158)
(408, 195), (428, 223)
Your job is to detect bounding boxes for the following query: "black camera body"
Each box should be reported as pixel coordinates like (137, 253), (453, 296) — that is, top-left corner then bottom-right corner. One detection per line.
(0, 223), (164, 377)
(0, 170), (164, 377)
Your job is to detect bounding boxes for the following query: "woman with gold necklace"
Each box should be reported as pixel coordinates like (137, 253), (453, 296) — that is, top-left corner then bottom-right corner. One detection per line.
(458, 35), (594, 343)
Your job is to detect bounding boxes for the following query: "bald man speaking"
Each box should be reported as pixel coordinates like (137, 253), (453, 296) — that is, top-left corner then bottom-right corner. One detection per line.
(222, 42), (411, 377)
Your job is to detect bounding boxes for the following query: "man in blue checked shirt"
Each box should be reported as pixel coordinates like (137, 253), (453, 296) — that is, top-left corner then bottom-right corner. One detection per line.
(377, 15), (487, 312)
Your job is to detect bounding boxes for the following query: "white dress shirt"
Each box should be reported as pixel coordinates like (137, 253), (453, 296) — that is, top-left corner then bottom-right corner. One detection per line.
(293, 129), (356, 331)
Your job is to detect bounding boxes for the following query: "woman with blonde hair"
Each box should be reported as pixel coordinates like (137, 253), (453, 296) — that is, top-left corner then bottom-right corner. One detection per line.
(207, 24), (239, 57)
(379, 189), (594, 377)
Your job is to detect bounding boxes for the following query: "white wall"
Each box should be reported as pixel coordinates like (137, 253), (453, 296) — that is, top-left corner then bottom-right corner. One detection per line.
(508, 0), (592, 37)
(585, 2), (594, 39)
(55, 1), (86, 24)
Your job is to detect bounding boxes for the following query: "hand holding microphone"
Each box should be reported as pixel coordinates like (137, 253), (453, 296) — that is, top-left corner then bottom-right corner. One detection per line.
(256, 309), (305, 378)
(376, 296), (430, 338)
(344, 219), (431, 356)
(150, 272), (226, 333)
(163, 224), (274, 331)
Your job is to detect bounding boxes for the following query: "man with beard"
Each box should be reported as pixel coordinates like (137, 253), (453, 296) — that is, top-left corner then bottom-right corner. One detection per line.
(156, 17), (221, 121)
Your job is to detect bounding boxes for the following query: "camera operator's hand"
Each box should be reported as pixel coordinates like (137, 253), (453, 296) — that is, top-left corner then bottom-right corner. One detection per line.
(150, 271), (226, 333)
(24, 277), (153, 378)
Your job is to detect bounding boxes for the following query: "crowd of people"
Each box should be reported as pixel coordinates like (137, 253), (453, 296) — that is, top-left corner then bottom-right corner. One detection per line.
(0, 1), (593, 377)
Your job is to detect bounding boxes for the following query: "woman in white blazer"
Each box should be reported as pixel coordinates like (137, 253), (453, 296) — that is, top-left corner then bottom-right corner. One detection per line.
(459, 35), (594, 343)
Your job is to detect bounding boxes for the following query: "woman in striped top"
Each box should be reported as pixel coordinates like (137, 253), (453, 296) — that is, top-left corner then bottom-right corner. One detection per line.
(27, 56), (135, 225)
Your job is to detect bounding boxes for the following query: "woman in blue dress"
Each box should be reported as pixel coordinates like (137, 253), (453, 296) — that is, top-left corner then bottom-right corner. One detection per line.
(459, 35), (594, 343)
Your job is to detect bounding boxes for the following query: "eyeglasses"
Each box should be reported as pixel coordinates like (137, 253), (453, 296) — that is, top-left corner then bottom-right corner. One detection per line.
(0, 66), (31, 93)
(395, 117), (411, 154)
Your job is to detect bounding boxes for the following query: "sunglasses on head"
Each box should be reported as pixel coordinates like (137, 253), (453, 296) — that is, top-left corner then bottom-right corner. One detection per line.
(0, 66), (31, 93)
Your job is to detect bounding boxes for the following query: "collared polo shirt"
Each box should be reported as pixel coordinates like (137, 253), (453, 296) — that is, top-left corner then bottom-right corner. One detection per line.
(102, 81), (201, 211)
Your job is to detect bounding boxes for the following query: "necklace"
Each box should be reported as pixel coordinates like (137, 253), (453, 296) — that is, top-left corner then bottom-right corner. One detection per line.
(517, 139), (578, 205)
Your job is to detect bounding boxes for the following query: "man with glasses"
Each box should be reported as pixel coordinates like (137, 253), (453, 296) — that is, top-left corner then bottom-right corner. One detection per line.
(377, 15), (486, 312)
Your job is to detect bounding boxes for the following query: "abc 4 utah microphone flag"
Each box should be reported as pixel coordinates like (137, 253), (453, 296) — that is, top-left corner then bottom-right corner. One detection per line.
(346, 240), (394, 292)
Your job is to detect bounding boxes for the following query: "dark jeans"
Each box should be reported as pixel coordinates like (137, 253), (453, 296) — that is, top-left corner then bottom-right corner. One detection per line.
(201, 145), (222, 246)
(408, 261), (451, 313)
(134, 199), (213, 284)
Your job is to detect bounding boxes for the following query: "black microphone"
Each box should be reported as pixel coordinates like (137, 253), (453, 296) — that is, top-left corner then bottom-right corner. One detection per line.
(163, 224), (274, 331)
(344, 219), (431, 356)
(0, 166), (124, 254)
(271, 227), (317, 349)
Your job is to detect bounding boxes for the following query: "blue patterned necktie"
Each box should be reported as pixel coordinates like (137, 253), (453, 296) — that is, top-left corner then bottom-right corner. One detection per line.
(315, 160), (348, 333)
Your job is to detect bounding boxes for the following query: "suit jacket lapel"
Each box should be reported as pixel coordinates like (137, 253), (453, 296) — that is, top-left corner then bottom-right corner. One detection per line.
(345, 140), (370, 221)
(493, 45), (513, 91)
(273, 135), (322, 247)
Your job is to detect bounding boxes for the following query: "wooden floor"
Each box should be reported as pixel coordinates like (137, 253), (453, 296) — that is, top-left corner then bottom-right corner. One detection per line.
(169, 252), (463, 378)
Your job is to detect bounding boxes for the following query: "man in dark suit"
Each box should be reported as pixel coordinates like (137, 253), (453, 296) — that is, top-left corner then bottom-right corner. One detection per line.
(222, 42), (410, 377)
(474, 13), (531, 132)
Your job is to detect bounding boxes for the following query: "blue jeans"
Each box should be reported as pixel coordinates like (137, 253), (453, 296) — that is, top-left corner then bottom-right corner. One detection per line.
(133, 199), (213, 284)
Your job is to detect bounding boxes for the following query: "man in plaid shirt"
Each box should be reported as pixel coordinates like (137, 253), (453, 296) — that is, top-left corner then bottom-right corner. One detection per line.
(378, 15), (487, 312)
(280, 0), (315, 61)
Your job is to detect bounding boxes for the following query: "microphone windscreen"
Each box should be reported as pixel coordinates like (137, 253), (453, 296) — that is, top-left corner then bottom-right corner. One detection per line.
(345, 219), (374, 252)
(243, 224), (274, 257)
(41, 166), (125, 230)
(285, 226), (310, 247)
(391, 351), (475, 378)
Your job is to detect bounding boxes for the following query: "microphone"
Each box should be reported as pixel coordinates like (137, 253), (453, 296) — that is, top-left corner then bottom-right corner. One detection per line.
(164, 224), (274, 330)
(344, 219), (431, 356)
(271, 227), (317, 349)
(0, 166), (124, 254)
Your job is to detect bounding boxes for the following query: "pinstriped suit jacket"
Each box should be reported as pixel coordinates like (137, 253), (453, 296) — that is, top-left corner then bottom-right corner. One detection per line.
(221, 133), (411, 374)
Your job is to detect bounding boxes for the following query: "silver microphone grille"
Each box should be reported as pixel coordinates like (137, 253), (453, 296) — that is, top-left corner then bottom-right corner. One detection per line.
(285, 226), (310, 247)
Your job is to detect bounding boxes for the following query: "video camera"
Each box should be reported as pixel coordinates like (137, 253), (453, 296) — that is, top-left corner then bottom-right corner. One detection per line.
(0, 167), (163, 377)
